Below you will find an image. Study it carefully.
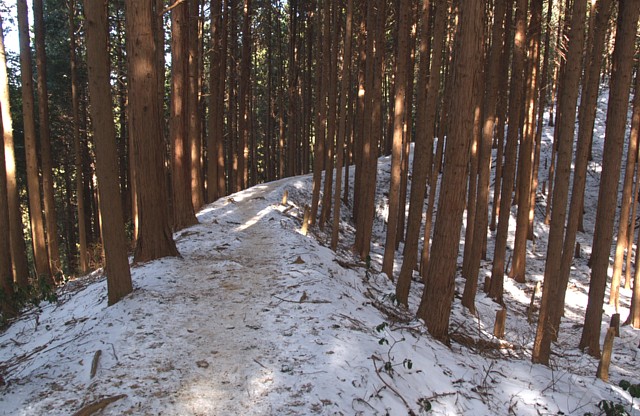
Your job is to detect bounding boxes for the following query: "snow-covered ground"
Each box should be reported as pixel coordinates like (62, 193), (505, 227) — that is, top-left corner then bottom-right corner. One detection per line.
(1, 91), (639, 415)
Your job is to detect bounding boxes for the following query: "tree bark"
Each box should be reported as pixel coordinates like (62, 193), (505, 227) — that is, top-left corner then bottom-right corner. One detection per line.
(331, 0), (353, 251)
(0, 103), (15, 317)
(462, 0), (507, 312)
(509, 0), (541, 283)
(34, 0), (62, 278)
(126, 0), (180, 263)
(68, 0), (88, 274)
(532, 0), (589, 366)
(489, 0), (526, 302)
(579, 0), (640, 358)
(171, 0), (199, 231)
(397, 0), (446, 305)
(382, 0), (412, 279)
(17, 0), (52, 283)
(0, 12), (29, 286)
(610, 18), (639, 308)
(417, 0), (484, 342)
(84, 0), (133, 305)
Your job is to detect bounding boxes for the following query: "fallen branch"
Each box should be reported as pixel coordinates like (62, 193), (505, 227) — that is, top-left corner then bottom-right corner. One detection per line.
(72, 394), (127, 416)
(371, 355), (416, 416)
(90, 350), (102, 379)
(272, 295), (331, 304)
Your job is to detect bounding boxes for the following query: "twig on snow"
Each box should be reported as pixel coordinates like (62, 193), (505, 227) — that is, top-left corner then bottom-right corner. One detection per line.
(71, 394), (127, 416)
(370, 355), (416, 416)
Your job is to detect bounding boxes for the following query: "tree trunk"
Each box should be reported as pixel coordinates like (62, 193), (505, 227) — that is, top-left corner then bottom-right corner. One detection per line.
(579, 0), (640, 358)
(310, 0), (327, 227)
(238, 0), (252, 191)
(320, 0), (339, 229)
(208, 0), (223, 202)
(126, 0), (180, 263)
(529, 0), (555, 239)
(17, 0), (52, 283)
(382, 0), (412, 279)
(0, 13), (29, 286)
(189, 0), (204, 209)
(171, 0), (199, 231)
(34, 0), (61, 278)
(610, 24), (639, 308)
(489, 0), (526, 302)
(331, 0), (353, 251)
(509, 0), (541, 283)
(397, 0), (445, 306)
(0, 103), (15, 317)
(462, 0), (507, 312)
(489, 6), (513, 234)
(417, 0), (484, 342)
(68, 0), (88, 274)
(531, 0), (589, 366)
(84, 0), (133, 305)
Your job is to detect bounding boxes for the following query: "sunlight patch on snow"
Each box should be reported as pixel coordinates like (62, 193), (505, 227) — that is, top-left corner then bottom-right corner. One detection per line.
(236, 205), (273, 231)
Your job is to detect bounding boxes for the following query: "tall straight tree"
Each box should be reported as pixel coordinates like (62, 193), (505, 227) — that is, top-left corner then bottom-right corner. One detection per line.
(17, 0), (51, 282)
(417, 0), (485, 342)
(330, 0), (353, 251)
(33, 0), (61, 277)
(189, 0), (204, 210)
(171, 0), (199, 231)
(68, 0), (88, 274)
(509, 0), (541, 283)
(489, 0), (526, 301)
(208, 0), (224, 202)
(382, 0), (412, 279)
(125, 0), (180, 263)
(84, 0), (133, 305)
(579, 0), (640, 357)
(319, 0), (339, 229)
(462, 0), (508, 312)
(0, 13), (29, 286)
(546, 0), (613, 342)
(532, 0), (595, 365)
(238, 0), (252, 191)
(397, 0), (446, 305)
(0, 114), (15, 317)
(310, 0), (328, 227)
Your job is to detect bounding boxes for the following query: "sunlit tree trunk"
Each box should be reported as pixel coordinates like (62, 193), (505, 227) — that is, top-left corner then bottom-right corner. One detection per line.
(0, 108), (15, 317)
(0, 13), (29, 286)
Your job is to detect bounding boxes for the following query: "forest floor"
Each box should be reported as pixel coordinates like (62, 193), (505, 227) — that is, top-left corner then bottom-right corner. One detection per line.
(1, 92), (640, 415)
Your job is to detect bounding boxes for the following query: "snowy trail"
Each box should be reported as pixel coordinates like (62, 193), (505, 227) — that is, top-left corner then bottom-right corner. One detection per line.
(0, 178), (393, 415)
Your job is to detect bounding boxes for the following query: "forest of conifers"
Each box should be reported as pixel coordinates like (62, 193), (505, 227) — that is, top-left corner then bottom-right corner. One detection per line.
(0, 0), (639, 368)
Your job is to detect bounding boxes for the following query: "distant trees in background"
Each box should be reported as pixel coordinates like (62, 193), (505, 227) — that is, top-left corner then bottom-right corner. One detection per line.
(0, 0), (639, 367)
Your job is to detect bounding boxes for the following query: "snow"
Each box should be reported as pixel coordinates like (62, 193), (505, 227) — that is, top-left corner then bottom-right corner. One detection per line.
(1, 93), (640, 415)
